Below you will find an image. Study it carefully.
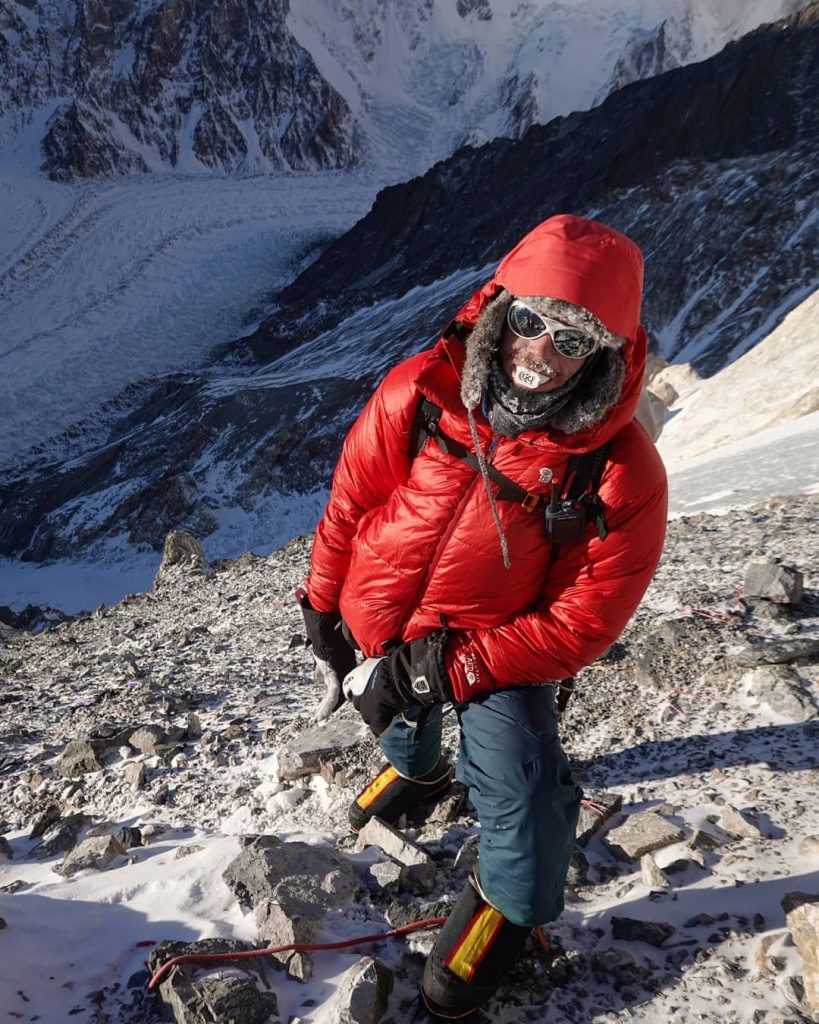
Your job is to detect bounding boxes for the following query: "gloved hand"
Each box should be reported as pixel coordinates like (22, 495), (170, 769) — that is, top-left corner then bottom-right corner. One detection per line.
(342, 631), (453, 737)
(296, 588), (357, 721)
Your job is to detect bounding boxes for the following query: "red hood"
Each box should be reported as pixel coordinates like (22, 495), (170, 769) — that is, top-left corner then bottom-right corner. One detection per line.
(441, 214), (647, 453)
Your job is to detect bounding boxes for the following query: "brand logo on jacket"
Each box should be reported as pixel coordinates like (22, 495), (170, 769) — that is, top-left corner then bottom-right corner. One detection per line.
(538, 468), (554, 484)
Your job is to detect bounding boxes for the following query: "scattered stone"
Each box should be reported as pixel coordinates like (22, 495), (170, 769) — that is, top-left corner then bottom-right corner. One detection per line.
(611, 916), (675, 947)
(154, 532), (209, 587)
(113, 826), (144, 849)
(30, 803), (62, 839)
(223, 835), (357, 912)
(603, 810), (685, 862)
(576, 791), (623, 847)
(733, 637), (819, 667)
(148, 938), (277, 1024)
(454, 833), (480, 872)
(255, 899), (318, 979)
(369, 860), (403, 889)
(0, 879), (29, 893)
(566, 846), (590, 888)
(721, 805), (767, 840)
(330, 956), (393, 1024)
(744, 561), (804, 605)
(689, 823), (733, 852)
(87, 723), (136, 752)
(800, 836), (819, 857)
(747, 664), (817, 722)
(0, 916), (6, 930)
(175, 844), (204, 860)
(186, 712), (203, 739)
(0, 836), (12, 860)
(755, 931), (788, 974)
(355, 817), (431, 868)
(56, 739), (103, 778)
(55, 834), (126, 876)
(33, 812), (91, 859)
(124, 761), (146, 790)
(640, 853), (670, 889)
(277, 718), (367, 781)
(129, 725), (168, 755)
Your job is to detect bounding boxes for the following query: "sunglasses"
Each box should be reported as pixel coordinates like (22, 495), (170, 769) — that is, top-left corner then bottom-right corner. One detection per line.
(507, 300), (598, 359)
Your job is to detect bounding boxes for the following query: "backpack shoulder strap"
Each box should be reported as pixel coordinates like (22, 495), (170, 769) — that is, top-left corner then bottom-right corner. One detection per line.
(410, 396), (443, 460)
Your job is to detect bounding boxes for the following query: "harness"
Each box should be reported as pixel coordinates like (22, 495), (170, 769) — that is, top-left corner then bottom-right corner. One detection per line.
(410, 395), (610, 550)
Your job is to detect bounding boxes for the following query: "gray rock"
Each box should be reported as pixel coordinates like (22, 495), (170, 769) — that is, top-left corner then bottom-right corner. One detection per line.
(129, 725), (168, 755)
(186, 712), (203, 739)
(255, 899), (318, 979)
(369, 860), (403, 889)
(0, 916), (6, 930)
(0, 836), (12, 860)
(33, 812), (91, 859)
(785, 896), (819, 1011)
(30, 804), (62, 838)
(331, 956), (393, 1024)
(175, 845), (204, 860)
(113, 827), (143, 850)
(747, 664), (817, 722)
(124, 761), (147, 790)
(454, 833), (481, 872)
(355, 817), (431, 868)
(154, 532), (209, 588)
(800, 836), (819, 857)
(277, 718), (367, 781)
(55, 834), (126, 876)
(576, 791), (623, 847)
(734, 637), (819, 667)
(148, 938), (277, 1024)
(566, 846), (590, 888)
(611, 916), (675, 947)
(56, 739), (103, 778)
(640, 853), (670, 889)
(721, 805), (767, 840)
(223, 835), (356, 912)
(604, 810), (685, 861)
(689, 823), (733, 851)
(744, 561), (803, 604)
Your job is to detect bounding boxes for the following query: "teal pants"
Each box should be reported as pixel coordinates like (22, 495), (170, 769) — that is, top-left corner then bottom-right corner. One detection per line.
(380, 685), (581, 928)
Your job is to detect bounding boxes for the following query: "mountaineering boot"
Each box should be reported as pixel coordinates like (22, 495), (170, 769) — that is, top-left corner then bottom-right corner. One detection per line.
(348, 757), (452, 832)
(421, 875), (531, 1019)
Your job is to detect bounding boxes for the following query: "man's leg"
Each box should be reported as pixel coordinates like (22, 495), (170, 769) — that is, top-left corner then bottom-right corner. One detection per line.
(348, 707), (452, 831)
(422, 685), (581, 1017)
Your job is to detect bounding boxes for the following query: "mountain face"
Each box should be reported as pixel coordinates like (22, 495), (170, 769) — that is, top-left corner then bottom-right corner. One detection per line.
(0, 0), (357, 177)
(1, 7), (817, 567)
(0, 0), (801, 179)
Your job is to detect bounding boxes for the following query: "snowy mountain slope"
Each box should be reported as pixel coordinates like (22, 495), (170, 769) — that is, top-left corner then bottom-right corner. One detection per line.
(1, 10), (817, 572)
(0, 169), (380, 466)
(658, 287), (819, 468)
(0, 0), (802, 179)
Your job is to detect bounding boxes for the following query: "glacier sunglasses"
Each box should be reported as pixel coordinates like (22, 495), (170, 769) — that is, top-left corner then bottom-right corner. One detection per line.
(507, 300), (598, 359)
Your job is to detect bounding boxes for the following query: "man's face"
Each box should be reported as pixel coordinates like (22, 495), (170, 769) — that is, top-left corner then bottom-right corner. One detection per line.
(499, 318), (592, 393)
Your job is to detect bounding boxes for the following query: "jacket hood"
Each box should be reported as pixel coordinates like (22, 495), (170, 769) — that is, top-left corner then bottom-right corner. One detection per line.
(446, 214), (647, 453)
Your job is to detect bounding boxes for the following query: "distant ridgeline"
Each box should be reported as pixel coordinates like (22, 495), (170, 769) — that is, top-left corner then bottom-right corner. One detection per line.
(1, 5), (818, 567)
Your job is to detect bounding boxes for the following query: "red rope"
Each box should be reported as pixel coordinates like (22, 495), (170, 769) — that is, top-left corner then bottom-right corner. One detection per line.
(147, 916), (447, 992)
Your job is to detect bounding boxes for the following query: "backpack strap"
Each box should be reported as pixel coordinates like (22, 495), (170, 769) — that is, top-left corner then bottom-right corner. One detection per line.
(410, 397), (611, 543)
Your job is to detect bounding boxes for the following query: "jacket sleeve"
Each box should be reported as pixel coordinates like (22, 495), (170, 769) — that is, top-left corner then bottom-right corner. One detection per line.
(445, 439), (668, 701)
(306, 360), (421, 613)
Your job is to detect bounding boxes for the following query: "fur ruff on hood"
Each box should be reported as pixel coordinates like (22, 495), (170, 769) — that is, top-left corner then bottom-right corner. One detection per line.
(459, 288), (627, 435)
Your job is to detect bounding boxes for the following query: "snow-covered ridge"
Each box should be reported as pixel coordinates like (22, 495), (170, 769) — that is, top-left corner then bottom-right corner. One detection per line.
(0, 0), (803, 179)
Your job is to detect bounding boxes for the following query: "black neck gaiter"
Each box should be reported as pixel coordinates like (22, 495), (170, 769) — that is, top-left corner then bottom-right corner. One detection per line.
(486, 351), (603, 438)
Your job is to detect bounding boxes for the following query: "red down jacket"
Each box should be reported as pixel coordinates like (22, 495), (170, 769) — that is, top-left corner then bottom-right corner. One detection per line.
(306, 215), (668, 703)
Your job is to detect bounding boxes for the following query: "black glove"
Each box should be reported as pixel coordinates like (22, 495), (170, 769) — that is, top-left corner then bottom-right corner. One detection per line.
(296, 588), (357, 720)
(343, 631), (453, 737)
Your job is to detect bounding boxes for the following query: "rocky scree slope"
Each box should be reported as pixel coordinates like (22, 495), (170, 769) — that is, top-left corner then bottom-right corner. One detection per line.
(1, 7), (818, 565)
(0, 497), (818, 1022)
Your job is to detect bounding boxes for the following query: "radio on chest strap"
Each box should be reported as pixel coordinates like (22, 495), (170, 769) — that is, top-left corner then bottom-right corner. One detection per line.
(410, 395), (610, 548)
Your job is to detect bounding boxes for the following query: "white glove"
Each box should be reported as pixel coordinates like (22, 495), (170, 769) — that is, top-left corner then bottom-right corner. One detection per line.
(342, 657), (383, 700)
(312, 657), (343, 723)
